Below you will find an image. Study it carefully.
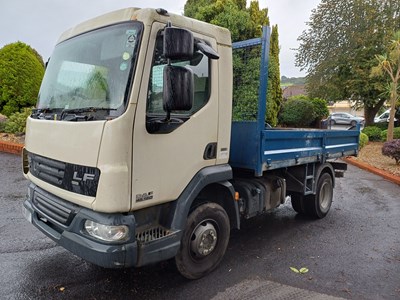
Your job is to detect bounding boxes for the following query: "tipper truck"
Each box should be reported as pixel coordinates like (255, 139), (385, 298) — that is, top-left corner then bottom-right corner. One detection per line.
(22, 7), (360, 279)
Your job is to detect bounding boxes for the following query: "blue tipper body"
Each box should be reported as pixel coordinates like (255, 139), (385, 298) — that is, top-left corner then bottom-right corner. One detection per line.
(229, 27), (360, 176)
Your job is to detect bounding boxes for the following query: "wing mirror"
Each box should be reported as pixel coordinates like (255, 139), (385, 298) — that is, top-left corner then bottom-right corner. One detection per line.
(163, 27), (194, 60)
(163, 66), (194, 113)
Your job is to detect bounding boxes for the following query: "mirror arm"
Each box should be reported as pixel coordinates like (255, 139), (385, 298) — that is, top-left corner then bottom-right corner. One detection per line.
(195, 39), (220, 60)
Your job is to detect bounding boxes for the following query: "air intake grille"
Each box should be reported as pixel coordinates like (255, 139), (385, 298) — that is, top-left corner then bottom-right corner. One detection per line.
(136, 226), (172, 243)
(29, 154), (66, 187)
(33, 192), (75, 226)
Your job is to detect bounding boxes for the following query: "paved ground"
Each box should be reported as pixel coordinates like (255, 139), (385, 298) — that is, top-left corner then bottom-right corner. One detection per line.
(0, 152), (399, 300)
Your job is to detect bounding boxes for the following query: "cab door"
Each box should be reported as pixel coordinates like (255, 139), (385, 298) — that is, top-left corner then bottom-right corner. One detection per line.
(131, 22), (219, 209)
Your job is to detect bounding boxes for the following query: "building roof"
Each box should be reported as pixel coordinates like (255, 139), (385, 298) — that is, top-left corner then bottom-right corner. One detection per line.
(282, 85), (306, 99)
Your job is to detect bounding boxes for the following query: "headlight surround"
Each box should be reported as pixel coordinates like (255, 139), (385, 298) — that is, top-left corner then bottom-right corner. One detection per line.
(84, 220), (129, 242)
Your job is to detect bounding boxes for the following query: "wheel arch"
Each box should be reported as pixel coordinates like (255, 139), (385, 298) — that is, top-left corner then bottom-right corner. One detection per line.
(168, 165), (240, 231)
(315, 162), (335, 192)
(190, 181), (240, 230)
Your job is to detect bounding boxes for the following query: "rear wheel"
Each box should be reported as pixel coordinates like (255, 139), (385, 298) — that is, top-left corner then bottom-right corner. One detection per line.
(350, 120), (357, 126)
(330, 119), (336, 125)
(291, 193), (306, 214)
(304, 173), (333, 219)
(175, 203), (230, 279)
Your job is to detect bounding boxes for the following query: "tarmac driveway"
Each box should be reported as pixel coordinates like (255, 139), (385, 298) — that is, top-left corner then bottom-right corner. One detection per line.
(0, 152), (399, 299)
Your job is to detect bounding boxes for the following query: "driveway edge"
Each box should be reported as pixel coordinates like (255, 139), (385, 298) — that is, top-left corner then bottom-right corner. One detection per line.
(343, 156), (400, 185)
(0, 140), (23, 155)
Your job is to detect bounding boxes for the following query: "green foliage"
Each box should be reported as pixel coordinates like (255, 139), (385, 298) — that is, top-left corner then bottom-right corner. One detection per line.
(359, 132), (369, 149)
(381, 127), (400, 140)
(278, 95), (329, 127)
(266, 25), (282, 126)
(184, 0), (264, 42)
(371, 30), (400, 141)
(279, 97), (315, 127)
(281, 76), (306, 86)
(184, 0), (281, 125)
(232, 47), (261, 120)
(296, 0), (400, 125)
(362, 126), (383, 141)
(0, 42), (44, 116)
(309, 97), (329, 121)
(4, 107), (32, 134)
(374, 122), (389, 130)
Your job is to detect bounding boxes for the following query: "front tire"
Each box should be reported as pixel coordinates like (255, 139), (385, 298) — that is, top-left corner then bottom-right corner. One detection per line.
(175, 203), (230, 279)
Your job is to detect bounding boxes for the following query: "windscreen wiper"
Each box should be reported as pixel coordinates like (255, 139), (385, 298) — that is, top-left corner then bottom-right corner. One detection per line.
(31, 108), (63, 119)
(60, 107), (117, 121)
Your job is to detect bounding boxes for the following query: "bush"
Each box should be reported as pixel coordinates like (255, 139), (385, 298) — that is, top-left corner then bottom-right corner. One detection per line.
(0, 42), (44, 116)
(373, 122), (388, 130)
(362, 126), (382, 141)
(359, 132), (369, 149)
(278, 95), (329, 128)
(310, 97), (330, 121)
(278, 98), (315, 127)
(380, 127), (400, 141)
(382, 139), (400, 164)
(4, 107), (32, 134)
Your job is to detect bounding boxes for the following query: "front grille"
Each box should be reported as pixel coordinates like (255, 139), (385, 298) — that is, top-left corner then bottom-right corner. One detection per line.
(30, 154), (66, 187)
(28, 152), (100, 197)
(136, 226), (172, 243)
(33, 191), (76, 226)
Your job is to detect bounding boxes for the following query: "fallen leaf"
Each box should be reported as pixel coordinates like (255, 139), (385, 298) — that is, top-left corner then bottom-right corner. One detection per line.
(300, 267), (309, 274)
(59, 287), (65, 292)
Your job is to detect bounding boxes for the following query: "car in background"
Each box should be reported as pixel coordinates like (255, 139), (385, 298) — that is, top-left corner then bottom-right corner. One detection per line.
(328, 112), (365, 126)
(374, 109), (398, 123)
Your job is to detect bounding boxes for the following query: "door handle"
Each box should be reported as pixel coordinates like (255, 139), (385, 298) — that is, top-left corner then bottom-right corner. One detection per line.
(203, 143), (217, 160)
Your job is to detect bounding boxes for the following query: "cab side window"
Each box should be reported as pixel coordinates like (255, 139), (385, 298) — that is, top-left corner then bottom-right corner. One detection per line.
(147, 31), (210, 119)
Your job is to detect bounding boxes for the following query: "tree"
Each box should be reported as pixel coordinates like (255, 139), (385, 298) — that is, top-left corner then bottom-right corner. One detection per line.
(184, 0), (282, 124)
(296, 0), (400, 125)
(266, 25), (282, 126)
(372, 30), (400, 141)
(0, 42), (44, 116)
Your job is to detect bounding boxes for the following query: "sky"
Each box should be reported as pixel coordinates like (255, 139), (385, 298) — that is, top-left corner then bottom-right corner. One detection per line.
(0, 0), (320, 78)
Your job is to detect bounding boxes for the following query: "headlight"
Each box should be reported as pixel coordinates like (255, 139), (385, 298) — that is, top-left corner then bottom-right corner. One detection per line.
(84, 220), (129, 242)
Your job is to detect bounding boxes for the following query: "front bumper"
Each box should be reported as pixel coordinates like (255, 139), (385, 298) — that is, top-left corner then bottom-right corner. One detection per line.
(23, 183), (182, 268)
(23, 183), (137, 268)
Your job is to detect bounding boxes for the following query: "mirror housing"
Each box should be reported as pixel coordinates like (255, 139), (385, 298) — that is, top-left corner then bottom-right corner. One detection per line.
(163, 27), (194, 60)
(163, 65), (193, 112)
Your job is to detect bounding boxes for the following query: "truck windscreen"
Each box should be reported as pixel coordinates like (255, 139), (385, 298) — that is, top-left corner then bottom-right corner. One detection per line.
(35, 21), (142, 120)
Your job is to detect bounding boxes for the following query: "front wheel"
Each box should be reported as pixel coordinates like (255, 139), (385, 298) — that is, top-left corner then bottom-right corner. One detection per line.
(304, 173), (333, 219)
(175, 203), (230, 279)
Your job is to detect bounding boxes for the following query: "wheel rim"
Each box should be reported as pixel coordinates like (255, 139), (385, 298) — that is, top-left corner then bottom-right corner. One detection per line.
(319, 180), (332, 211)
(190, 220), (218, 258)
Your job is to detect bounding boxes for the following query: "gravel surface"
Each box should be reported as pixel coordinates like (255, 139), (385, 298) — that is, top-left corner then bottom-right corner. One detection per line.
(0, 133), (25, 144)
(354, 142), (400, 176)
